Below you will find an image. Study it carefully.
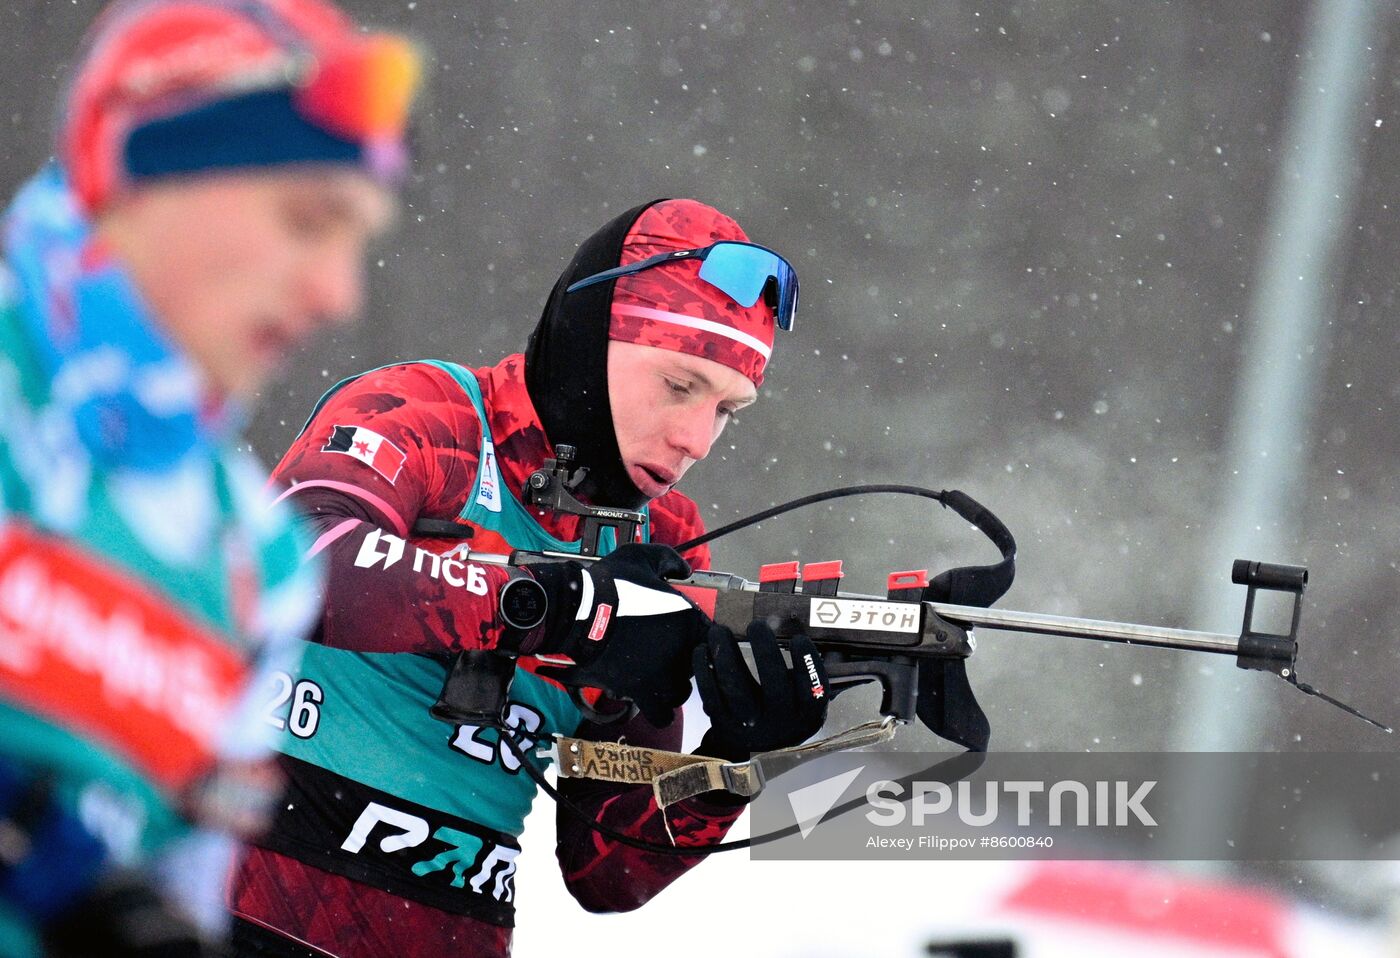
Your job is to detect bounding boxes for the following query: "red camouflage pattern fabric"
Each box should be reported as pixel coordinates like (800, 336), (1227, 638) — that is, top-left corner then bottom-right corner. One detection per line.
(232, 355), (738, 958)
(63, 0), (361, 212)
(609, 198), (777, 387)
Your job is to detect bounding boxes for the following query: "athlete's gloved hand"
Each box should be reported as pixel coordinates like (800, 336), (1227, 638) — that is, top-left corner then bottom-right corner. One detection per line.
(526, 543), (708, 726)
(694, 621), (829, 762)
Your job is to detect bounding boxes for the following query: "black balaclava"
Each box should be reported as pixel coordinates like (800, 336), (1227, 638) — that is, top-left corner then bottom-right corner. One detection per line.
(524, 200), (664, 509)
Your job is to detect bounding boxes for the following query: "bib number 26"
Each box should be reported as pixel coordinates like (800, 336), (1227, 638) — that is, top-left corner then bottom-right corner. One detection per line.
(263, 671), (324, 739)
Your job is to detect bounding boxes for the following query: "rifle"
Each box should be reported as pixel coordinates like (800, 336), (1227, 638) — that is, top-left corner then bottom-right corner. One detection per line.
(427, 445), (1389, 747)
(420, 444), (1388, 856)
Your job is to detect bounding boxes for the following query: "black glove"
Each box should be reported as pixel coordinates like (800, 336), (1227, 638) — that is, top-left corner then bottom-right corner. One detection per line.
(527, 543), (708, 726)
(694, 621), (829, 761)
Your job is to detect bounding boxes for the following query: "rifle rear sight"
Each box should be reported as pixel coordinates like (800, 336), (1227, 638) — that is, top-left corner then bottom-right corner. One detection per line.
(524, 445), (646, 557)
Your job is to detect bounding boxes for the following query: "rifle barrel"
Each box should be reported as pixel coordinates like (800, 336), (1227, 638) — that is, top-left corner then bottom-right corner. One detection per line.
(926, 602), (1239, 655)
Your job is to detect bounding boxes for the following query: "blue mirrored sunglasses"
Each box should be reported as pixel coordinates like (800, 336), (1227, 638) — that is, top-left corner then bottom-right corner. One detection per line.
(565, 240), (798, 331)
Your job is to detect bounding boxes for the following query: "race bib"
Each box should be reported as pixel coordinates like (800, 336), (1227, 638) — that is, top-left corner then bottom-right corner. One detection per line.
(0, 522), (249, 792)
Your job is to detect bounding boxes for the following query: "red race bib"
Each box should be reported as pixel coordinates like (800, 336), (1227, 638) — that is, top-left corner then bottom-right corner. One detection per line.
(0, 523), (250, 793)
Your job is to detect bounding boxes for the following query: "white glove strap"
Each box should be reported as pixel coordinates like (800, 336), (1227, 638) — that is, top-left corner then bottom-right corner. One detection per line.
(574, 567), (596, 621)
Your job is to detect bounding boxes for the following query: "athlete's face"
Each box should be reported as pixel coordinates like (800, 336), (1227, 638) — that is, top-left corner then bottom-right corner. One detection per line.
(607, 340), (757, 500)
(98, 169), (395, 401)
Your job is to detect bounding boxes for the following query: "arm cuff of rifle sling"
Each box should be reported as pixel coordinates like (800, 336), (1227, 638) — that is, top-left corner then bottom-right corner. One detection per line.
(554, 719), (899, 818)
(553, 737), (764, 811)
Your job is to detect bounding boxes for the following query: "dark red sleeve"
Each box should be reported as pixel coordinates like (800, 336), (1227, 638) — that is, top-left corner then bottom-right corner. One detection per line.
(271, 363), (524, 655)
(556, 489), (742, 913)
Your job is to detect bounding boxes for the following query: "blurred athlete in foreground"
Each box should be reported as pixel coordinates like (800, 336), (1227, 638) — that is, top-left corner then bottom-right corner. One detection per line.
(0, 1), (417, 954)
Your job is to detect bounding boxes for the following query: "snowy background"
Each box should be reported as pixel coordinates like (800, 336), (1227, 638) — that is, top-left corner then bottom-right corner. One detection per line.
(4, 1), (1400, 953)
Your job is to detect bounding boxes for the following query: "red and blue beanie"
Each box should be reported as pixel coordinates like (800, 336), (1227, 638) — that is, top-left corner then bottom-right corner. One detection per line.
(608, 199), (776, 388)
(61, 0), (420, 213)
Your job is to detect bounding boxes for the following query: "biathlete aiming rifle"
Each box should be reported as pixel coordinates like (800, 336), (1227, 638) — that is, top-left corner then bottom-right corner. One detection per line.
(424, 445), (1389, 852)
